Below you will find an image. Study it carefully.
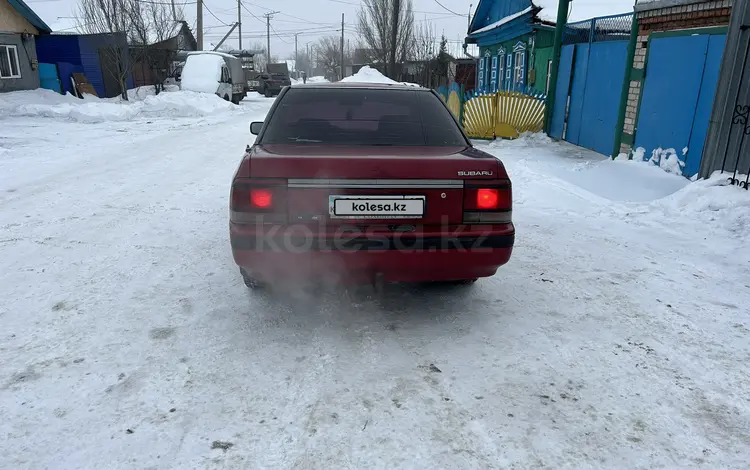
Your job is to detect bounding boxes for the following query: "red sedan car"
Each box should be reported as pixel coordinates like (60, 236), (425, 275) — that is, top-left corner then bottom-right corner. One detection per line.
(230, 82), (514, 288)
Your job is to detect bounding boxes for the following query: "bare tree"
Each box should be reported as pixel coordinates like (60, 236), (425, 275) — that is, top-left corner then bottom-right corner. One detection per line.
(357, 0), (415, 79)
(316, 36), (354, 81)
(410, 20), (436, 86)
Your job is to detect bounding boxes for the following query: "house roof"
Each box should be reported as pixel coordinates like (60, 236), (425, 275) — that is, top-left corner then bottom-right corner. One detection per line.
(7, 0), (52, 33)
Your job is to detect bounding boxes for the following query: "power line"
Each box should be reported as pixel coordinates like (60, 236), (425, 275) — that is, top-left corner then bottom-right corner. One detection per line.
(432, 0), (465, 16)
(204, 2), (232, 26)
(241, 2), (267, 26)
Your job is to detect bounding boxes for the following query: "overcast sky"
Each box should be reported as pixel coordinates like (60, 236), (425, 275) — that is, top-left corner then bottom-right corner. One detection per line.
(29, 0), (636, 58)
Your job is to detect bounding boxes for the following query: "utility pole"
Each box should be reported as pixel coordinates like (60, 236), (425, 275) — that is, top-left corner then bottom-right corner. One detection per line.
(468, 4), (472, 30)
(237, 0), (242, 49)
(543, 0), (571, 134)
(389, 0), (399, 79)
(294, 33), (299, 80)
(170, 0), (178, 21)
(340, 13), (345, 80)
(307, 43), (311, 76)
(212, 23), (239, 51)
(263, 11), (279, 70)
(196, 0), (203, 50)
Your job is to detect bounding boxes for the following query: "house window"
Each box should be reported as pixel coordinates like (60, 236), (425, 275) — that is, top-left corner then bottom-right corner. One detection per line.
(512, 41), (526, 90)
(0, 45), (22, 79)
(514, 50), (526, 88)
(505, 53), (512, 89)
(490, 55), (498, 92)
(478, 55), (485, 90)
(545, 59), (553, 94)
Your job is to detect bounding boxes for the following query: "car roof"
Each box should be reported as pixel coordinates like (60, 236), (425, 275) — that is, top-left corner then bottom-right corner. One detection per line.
(291, 82), (430, 91)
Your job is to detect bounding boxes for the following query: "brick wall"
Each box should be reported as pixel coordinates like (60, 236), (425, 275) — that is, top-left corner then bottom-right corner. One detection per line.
(619, 0), (733, 155)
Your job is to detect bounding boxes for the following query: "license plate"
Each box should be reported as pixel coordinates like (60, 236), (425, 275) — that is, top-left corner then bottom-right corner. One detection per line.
(329, 195), (425, 219)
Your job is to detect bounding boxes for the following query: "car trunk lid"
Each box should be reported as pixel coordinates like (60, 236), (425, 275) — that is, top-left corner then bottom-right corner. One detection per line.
(248, 144), (502, 225)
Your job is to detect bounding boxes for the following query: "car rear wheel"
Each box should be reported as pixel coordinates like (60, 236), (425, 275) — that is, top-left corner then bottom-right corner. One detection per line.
(240, 268), (263, 289)
(264, 88), (272, 98)
(223, 94), (230, 101)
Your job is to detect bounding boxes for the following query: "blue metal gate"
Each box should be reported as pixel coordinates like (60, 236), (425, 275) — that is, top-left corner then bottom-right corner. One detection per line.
(634, 32), (726, 177)
(550, 13), (633, 156)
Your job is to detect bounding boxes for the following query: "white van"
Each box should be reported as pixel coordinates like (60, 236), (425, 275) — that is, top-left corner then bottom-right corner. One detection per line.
(180, 52), (245, 104)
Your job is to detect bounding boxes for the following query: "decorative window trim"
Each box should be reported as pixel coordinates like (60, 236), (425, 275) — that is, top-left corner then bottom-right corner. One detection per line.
(513, 41), (527, 52)
(0, 45), (22, 79)
(514, 50), (526, 87)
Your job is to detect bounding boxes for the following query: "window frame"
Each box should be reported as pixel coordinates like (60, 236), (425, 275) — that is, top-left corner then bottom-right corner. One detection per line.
(0, 44), (22, 79)
(490, 55), (498, 92)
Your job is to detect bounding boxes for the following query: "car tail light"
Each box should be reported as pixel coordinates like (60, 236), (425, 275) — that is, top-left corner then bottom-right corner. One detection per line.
(463, 182), (512, 224)
(231, 179), (287, 224)
(476, 188), (499, 209)
(250, 189), (273, 209)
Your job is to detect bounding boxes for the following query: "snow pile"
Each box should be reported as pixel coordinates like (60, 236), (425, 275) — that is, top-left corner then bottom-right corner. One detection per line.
(631, 146), (686, 176)
(0, 88), (237, 123)
(125, 85), (180, 101)
(180, 53), (224, 94)
(291, 76), (329, 86)
(649, 172), (750, 236)
(342, 66), (398, 84)
(485, 133), (689, 202)
(341, 66), (420, 87)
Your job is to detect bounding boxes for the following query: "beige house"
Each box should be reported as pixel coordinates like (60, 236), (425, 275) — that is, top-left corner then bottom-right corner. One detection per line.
(0, 0), (51, 92)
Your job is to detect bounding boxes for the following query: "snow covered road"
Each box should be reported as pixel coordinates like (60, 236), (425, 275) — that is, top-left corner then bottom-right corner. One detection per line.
(1, 91), (749, 469)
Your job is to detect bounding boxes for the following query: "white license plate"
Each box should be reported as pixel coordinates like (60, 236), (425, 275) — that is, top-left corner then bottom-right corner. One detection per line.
(329, 195), (425, 219)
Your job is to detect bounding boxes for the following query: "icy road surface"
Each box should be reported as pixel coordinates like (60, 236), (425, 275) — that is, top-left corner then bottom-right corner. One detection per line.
(1, 92), (749, 470)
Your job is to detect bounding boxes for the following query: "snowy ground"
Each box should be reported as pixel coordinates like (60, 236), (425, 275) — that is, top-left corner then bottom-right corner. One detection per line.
(1, 90), (749, 470)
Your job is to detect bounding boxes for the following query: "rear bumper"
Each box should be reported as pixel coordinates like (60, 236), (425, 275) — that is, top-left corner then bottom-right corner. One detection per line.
(230, 222), (514, 283)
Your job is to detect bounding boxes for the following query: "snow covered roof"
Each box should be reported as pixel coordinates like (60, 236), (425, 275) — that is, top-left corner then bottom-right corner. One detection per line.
(472, 7), (534, 34)
(534, 0), (636, 22)
(468, 0), (636, 38)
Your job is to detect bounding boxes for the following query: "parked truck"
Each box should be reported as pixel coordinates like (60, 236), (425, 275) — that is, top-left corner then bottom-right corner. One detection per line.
(246, 63), (292, 97)
(180, 51), (246, 104)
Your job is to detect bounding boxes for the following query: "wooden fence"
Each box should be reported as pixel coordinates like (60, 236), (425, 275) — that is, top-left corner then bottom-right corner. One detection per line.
(436, 84), (547, 140)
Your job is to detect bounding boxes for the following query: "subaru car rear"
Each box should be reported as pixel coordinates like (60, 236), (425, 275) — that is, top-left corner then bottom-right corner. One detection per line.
(230, 83), (514, 288)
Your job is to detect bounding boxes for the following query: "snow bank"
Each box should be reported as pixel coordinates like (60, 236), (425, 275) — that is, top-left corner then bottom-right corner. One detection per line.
(180, 53), (223, 94)
(342, 66), (398, 84)
(0, 88), (237, 123)
(291, 76), (329, 86)
(484, 133), (689, 202)
(649, 172), (750, 236)
(341, 66), (420, 87)
(125, 85), (180, 101)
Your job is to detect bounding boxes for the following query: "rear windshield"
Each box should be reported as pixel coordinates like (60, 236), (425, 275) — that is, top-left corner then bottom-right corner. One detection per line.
(260, 88), (468, 147)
